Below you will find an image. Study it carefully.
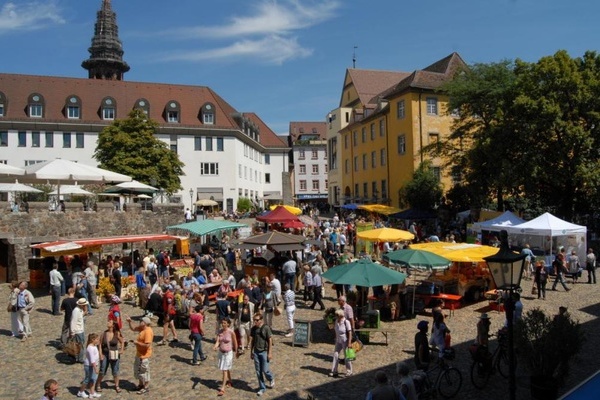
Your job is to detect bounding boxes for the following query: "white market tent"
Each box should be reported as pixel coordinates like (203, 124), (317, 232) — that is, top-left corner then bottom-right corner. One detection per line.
(472, 211), (526, 232)
(504, 212), (587, 265)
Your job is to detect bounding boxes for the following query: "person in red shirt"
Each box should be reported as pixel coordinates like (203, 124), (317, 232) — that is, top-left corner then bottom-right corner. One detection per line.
(158, 286), (178, 345)
(108, 295), (123, 330)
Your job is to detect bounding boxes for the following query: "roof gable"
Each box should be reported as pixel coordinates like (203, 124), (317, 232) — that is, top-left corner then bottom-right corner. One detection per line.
(341, 69), (410, 108)
(243, 112), (288, 148)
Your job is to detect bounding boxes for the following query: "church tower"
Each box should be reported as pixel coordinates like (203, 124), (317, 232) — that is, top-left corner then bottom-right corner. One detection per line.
(82, 0), (130, 80)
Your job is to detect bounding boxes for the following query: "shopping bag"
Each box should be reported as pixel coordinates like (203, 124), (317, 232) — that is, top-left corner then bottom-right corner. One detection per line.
(351, 335), (364, 353)
(345, 347), (356, 361)
(64, 338), (81, 357)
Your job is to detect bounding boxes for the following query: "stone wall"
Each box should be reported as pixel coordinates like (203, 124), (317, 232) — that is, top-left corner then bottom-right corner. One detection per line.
(0, 201), (184, 282)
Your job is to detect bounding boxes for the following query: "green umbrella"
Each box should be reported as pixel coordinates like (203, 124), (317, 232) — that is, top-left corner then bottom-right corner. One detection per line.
(322, 258), (407, 287)
(383, 249), (451, 271)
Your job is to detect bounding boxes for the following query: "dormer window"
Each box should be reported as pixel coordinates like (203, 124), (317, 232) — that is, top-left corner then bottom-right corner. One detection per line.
(65, 95), (81, 119)
(28, 93), (44, 118)
(101, 97), (116, 120)
(201, 103), (215, 125)
(165, 100), (180, 123)
(0, 91), (6, 117)
(134, 98), (150, 115)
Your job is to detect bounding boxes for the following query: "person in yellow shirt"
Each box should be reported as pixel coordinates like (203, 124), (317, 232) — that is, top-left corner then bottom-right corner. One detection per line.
(127, 316), (154, 394)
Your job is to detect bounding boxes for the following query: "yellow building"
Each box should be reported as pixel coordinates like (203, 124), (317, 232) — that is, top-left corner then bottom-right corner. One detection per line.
(337, 53), (466, 207)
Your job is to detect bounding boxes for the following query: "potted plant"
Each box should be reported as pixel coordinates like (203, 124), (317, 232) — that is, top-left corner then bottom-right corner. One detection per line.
(323, 307), (337, 329)
(514, 307), (585, 400)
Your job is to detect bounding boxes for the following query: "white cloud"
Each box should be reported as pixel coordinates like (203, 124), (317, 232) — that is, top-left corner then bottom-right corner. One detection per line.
(161, 35), (312, 65)
(157, 0), (340, 65)
(173, 0), (340, 39)
(0, 1), (65, 34)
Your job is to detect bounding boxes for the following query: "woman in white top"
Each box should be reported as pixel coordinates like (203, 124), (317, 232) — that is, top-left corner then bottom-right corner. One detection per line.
(329, 309), (353, 377)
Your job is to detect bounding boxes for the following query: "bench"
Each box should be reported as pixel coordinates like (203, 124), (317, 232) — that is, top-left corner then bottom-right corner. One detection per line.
(354, 328), (390, 345)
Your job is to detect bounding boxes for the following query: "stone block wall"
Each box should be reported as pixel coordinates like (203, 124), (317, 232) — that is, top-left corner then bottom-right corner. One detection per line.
(0, 201), (184, 282)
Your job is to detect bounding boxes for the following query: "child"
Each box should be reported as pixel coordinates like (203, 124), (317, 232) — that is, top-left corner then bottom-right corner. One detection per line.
(78, 333), (101, 398)
(213, 317), (238, 396)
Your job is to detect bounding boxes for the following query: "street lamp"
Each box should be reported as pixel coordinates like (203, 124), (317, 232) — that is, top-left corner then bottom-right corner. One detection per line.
(189, 188), (194, 208)
(483, 230), (526, 400)
(335, 186), (341, 205)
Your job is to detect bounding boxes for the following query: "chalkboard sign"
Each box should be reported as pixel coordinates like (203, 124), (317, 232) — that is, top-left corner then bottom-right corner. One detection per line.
(293, 320), (311, 347)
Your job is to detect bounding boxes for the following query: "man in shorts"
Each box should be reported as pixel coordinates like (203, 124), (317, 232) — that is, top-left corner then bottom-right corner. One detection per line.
(159, 286), (178, 345)
(127, 316), (154, 394)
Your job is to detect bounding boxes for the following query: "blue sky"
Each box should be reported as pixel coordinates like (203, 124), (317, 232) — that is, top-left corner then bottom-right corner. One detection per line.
(1, 0), (599, 134)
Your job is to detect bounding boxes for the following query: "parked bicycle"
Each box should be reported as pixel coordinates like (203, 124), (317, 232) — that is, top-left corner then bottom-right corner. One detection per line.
(469, 328), (512, 389)
(412, 347), (463, 399)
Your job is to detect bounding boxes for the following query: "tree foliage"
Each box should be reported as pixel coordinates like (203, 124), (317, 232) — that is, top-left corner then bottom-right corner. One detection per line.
(94, 109), (184, 194)
(429, 50), (600, 219)
(237, 197), (253, 212)
(399, 161), (443, 210)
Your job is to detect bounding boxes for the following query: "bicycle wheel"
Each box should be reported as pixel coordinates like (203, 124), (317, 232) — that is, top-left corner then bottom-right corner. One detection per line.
(496, 348), (511, 378)
(470, 360), (491, 389)
(437, 367), (463, 399)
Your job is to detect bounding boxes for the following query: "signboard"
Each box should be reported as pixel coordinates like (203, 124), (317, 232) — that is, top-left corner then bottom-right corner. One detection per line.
(292, 320), (311, 347)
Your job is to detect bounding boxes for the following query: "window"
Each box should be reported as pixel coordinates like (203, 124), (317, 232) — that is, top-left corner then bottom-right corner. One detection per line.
(380, 148), (386, 166)
(264, 154), (270, 164)
(0, 131), (6, 146)
(371, 151), (376, 168)
(345, 159), (349, 174)
(353, 131), (357, 147)
(311, 150), (318, 159)
(205, 137), (213, 151)
(45, 132), (53, 147)
(135, 98), (150, 115)
(426, 97), (438, 115)
(249, 168), (253, 181)
(201, 103), (215, 125)
(200, 163), (219, 175)
(30, 104), (43, 118)
(299, 164), (306, 175)
(379, 119), (385, 137)
(31, 132), (40, 147)
(66, 96), (81, 119)
(381, 180), (388, 200)
(370, 123), (375, 140)
(397, 100), (405, 119)
(244, 166), (247, 179)
(170, 144), (178, 153)
(0, 91), (4, 116)
(398, 135), (406, 155)
(433, 167), (441, 181)
(299, 149), (305, 159)
(238, 164), (242, 178)
(28, 93), (44, 118)
(344, 134), (348, 149)
(76, 133), (84, 148)
(363, 183), (368, 199)
(217, 137), (224, 151)
(299, 180), (307, 191)
(18, 131), (26, 147)
(25, 160), (44, 166)
(194, 136), (202, 151)
(362, 154), (367, 170)
(67, 105), (80, 119)
(325, 179), (328, 190)
(429, 132), (440, 152)
(265, 173), (271, 183)
(353, 156), (358, 172)
(165, 100), (180, 123)
(63, 133), (71, 148)
(361, 127), (366, 143)
(312, 180), (320, 191)
(312, 165), (319, 175)
(372, 182), (378, 199)
(101, 97), (116, 120)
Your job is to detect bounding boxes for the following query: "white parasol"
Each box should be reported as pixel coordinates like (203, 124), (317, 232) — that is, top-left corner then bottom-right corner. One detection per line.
(49, 185), (94, 196)
(0, 180), (42, 193)
(0, 163), (25, 177)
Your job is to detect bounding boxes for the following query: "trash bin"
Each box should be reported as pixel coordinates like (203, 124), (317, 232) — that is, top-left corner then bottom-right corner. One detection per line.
(366, 310), (380, 329)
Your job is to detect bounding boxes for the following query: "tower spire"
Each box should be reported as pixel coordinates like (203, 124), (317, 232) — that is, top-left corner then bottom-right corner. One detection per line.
(82, 0), (130, 80)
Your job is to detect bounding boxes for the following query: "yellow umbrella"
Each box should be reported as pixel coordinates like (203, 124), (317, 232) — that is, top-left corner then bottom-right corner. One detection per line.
(358, 204), (403, 215)
(269, 204), (302, 215)
(410, 242), (499, 262)
(357, 227), (415, 242)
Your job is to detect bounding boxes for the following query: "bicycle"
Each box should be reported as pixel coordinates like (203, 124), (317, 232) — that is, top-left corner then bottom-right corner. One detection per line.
(413, 347), (463, 399)
(469, 328), (512, 389)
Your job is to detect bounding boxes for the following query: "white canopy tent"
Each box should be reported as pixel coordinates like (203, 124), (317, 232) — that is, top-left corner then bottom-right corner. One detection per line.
(472, 211), (526, 232)
(504, 212), (587, 265)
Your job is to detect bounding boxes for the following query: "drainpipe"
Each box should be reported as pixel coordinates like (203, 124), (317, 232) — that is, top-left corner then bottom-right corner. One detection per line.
(418, 92), (424, 164)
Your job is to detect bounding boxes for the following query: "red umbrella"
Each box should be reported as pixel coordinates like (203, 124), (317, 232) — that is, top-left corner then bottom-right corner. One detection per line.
(256, 205), (301, 224)
(282, 220), (305, 229)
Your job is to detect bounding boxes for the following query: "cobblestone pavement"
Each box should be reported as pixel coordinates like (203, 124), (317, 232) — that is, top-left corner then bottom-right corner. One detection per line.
(2, 276), (600, 400)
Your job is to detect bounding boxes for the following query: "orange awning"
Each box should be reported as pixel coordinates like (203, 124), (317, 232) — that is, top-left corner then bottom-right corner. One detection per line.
(31, 234), (180, 256)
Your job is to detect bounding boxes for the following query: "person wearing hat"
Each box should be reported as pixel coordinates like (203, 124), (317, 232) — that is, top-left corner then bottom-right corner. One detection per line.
(476, 313), (491, 346)
(365, 370), (402, 400)
(414, 320), (430, 371)
(127, 315), (154, 394)
(108, 295), (123, 330)
(70, 298), (89, 363)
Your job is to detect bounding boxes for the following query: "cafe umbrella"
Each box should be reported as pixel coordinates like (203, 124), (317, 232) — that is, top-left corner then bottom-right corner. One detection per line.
(322, 258), (407, 287)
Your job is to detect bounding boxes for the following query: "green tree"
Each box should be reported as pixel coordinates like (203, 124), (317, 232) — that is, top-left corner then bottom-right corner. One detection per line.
(237, 197), (252, 212)
(94, 109), (184, 194)
(399, 161), (443, 209)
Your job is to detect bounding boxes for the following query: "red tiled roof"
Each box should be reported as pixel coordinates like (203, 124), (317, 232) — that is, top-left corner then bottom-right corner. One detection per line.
(342, 69), (411, 107)
(0, 73), (240, 130)
(244, 112), (288, 148)
(289, 121), (327, 142)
